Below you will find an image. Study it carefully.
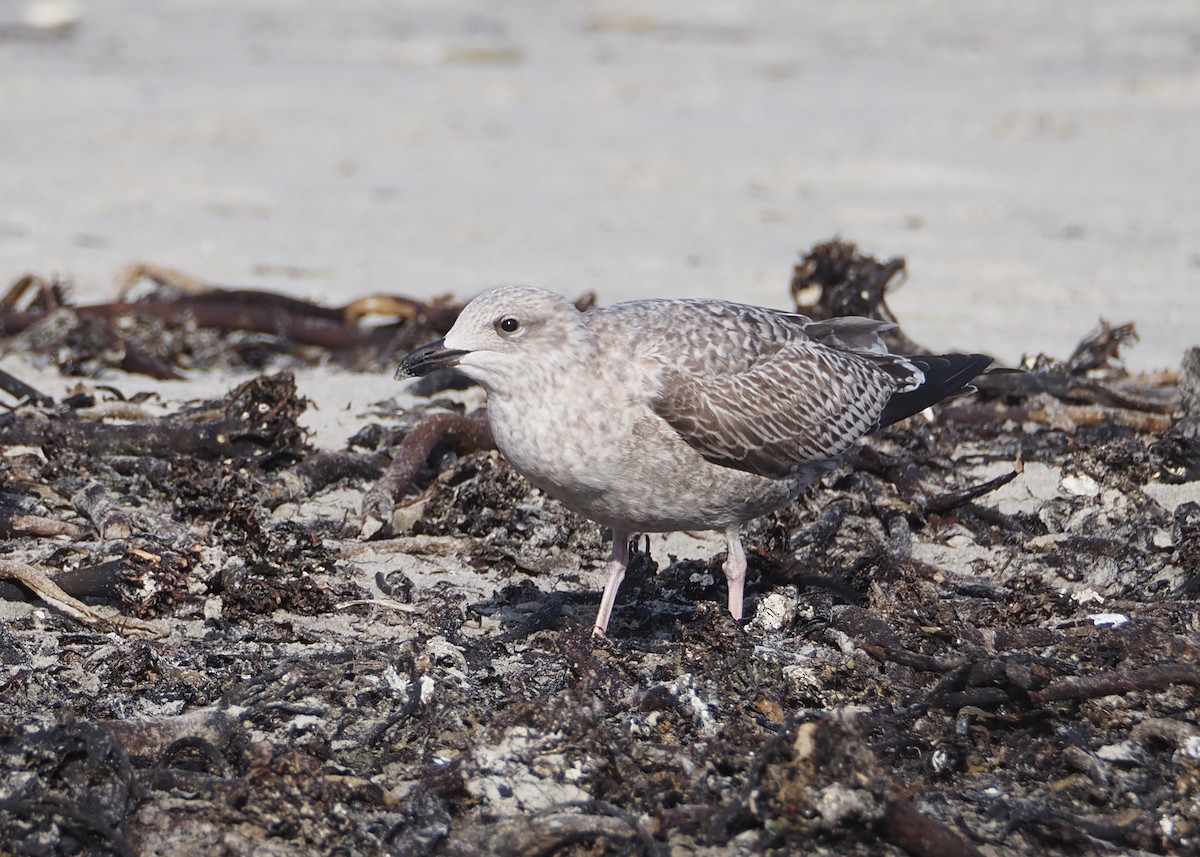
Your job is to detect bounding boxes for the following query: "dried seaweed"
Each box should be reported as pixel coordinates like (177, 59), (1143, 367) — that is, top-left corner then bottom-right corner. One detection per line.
(1, 244), (1197, 856)
(0, 267), (466, 377)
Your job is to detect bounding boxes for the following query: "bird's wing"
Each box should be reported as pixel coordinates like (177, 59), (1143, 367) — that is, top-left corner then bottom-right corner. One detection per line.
(586, 299), (922, 478)
(650, 331), (917, 478)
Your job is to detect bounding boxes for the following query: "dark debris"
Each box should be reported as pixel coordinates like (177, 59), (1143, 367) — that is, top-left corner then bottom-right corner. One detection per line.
(1, 245), (1198, 856)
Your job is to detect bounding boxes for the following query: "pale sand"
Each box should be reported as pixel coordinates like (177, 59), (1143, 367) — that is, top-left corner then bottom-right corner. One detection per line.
(1, 0), (1196, 375)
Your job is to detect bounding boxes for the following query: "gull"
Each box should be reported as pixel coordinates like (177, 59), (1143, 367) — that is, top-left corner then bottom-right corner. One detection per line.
(398, 285), (990, 635)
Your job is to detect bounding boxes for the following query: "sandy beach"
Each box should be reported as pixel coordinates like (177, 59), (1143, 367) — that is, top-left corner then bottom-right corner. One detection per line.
(2, 5), (1200, 855)
(2, 0), (1197, 374)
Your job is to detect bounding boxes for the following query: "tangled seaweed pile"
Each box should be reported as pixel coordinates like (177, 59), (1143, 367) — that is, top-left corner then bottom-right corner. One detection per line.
(1, 242), (1197, 856)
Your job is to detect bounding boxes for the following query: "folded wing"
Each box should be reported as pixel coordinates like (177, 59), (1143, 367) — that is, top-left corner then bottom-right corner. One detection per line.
(652, 335), (922, 478)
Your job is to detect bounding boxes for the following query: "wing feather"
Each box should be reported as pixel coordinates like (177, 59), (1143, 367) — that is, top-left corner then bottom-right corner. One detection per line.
(651, 337), (911, 478)
(586, 299), (956, 480)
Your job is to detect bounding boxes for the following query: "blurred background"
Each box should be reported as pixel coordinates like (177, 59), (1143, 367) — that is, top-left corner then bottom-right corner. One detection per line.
(1, 0), (1197, 369)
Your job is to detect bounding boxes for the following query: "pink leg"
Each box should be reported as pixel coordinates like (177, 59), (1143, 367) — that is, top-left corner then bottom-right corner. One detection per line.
(593, 531), (631, 636)
(723, 529), (746, 621)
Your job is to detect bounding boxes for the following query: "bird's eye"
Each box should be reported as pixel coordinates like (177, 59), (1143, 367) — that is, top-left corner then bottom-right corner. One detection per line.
(497, 317), (520, 334)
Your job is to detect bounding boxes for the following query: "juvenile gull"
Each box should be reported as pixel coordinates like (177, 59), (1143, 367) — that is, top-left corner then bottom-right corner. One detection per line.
(398, 285), (990, 635)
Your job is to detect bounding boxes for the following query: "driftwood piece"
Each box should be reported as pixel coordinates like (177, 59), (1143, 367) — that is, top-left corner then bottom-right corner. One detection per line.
(263, 450), (385, 508)
(1029, 663), (1200, 705)
(71, 482), (133, 540)
(360, 411), (495, 534)
(0, 561), (163, 638)
(0, 509), (87, 540)
(0, 371), (305, 464)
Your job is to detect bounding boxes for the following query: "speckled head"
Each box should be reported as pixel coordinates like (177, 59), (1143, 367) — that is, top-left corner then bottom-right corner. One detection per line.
(397, 285), (594, 392)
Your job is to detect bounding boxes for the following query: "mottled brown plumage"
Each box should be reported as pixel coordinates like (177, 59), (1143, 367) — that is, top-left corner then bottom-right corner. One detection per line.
(399, 285), (990, 635)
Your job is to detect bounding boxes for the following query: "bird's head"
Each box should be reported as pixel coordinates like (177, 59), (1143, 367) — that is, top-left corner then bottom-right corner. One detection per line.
(397, 285), (593, 392)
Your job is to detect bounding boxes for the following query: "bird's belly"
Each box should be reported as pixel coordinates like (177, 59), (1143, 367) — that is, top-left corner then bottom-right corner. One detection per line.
(568, 466), (809, 533)
(487, 392), (831, 533)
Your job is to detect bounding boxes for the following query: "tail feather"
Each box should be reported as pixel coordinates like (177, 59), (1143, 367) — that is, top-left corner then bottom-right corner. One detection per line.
(878, 353), (992, 428)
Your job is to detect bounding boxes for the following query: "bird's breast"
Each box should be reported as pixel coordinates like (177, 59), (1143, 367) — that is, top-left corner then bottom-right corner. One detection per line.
(485, 386), (628, 496)
(482, 383), (822, 533)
